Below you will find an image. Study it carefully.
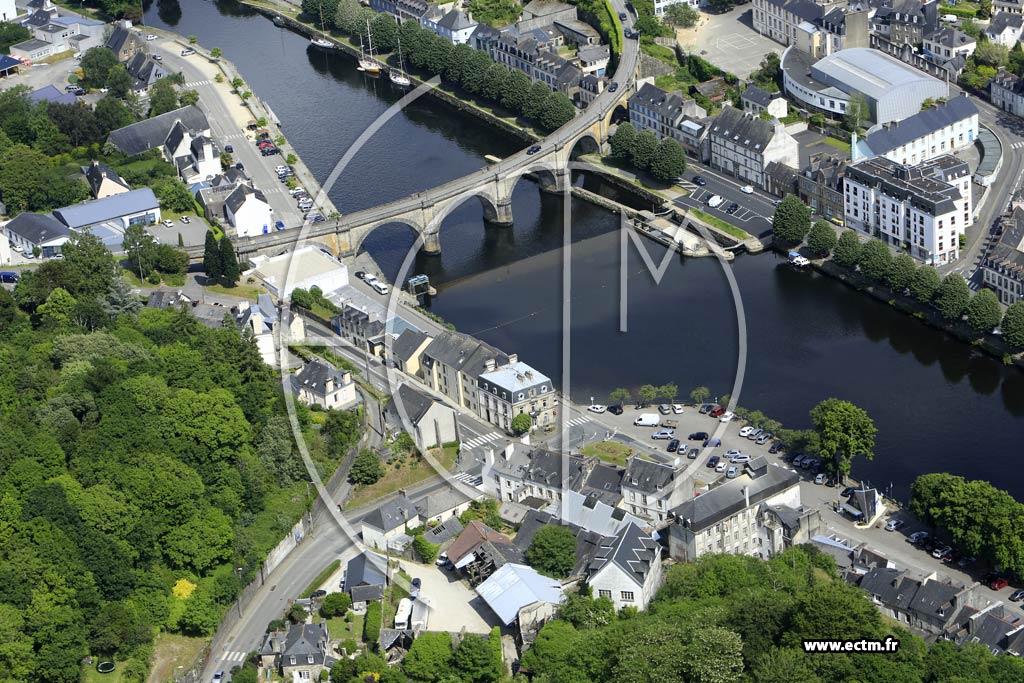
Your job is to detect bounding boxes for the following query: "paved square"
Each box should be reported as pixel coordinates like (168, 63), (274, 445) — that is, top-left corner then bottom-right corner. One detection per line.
(678, 6), (783, 80)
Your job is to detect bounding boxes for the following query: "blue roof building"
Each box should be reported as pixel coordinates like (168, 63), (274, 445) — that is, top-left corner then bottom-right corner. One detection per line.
(52, 188), (161, 231)
(28, 85), (77, 105)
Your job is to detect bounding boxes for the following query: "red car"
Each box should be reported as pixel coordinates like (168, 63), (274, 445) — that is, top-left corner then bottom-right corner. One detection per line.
(709, 406), (726, 418)
(990, 578), (1009, 590)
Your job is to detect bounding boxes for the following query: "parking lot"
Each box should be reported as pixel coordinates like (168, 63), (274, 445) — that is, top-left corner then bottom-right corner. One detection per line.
(395, 561), (498, 634)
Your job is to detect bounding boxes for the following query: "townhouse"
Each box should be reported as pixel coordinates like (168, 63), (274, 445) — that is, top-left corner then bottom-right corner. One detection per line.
(740, 84), (788, 119)
(292, 357), (357, 410)
(991, 68), (1024, 118)
(620, 456), (686, 523)
(985, 11), (1024, 47)
(843, 154), (972, 265)
(982, 205), (1024, 305)
(851, 95), (979, 166)
(586, 522), (663, 611)
(628, 81), (708, 155)
(707, 105), (799, 190)
(798, 153), (847, 223)
(477, 360), (556, 432)
(421, 330), (509, 417)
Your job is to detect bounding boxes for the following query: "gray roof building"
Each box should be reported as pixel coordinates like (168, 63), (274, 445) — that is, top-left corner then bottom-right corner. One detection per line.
(28, 85), (76, 105)
(344, 552), (388, 602)
(670, 464), (800, 533)
(846, 154), (968, 217)
(622, 457), (675, 494)
(855, 95), (977, 160)
(125, 52), (168, 90)
(587, 522), (659, 587)
(391, 328), (429, 365)
(51, 188), (159, 230)
(987, 205), (1024, 277)
(81, 160), (129, 198)
(362, 492), (417, 535)
(741, 84), (779, 109)
(4, 212), (69, 247)
(225, 184), (267, 215)
(710, 105), (778, 154)
(107, 105), (210, 156)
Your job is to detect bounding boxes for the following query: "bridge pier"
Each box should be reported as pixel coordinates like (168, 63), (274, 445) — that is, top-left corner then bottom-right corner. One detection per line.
(483, 198), (514, 226)
(422, 231), (442, 255)
(537, 168), (569, 195)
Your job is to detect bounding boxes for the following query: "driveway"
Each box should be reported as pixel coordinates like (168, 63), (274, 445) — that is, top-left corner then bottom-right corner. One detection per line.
(679, 6), (783, 80)
(395, 561), (499, 634)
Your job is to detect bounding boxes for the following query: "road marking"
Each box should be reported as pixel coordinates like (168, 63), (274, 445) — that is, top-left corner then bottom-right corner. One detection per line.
(452, 471), (483, 487)
(184, 79), (210, 87)
(1012, 141), (1024, 150)
(461, 431), (502, 449)
(566, 416), (591, 427)
(221, 651), (247, 663)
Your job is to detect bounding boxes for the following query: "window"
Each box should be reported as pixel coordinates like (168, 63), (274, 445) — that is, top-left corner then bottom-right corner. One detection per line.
(299, 672), (311, 680)
(599, 589), (612, 598)
(620, 591), (635, 602)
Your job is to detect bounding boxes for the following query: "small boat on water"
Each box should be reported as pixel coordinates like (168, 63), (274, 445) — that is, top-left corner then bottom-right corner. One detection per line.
(311, 37), (333, 48)
(787, 251), (811, 268)
(273, 16), (285, 26)
(389, 34), (410, 86)
(358, 19), (383, 73)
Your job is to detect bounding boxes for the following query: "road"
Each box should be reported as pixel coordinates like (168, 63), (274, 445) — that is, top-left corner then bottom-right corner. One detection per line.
(672, 160), (776, 238)
(154, 38), (307, 226)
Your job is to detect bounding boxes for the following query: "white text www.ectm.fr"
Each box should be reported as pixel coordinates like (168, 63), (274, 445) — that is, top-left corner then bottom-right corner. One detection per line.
(802, 637), (900, 654)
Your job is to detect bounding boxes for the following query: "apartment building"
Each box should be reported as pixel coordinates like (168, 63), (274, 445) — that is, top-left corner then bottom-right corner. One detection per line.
(421, 330), (509, 416)
(620, 456), (686, 522)
(477, 360), (556, 433)
(740, 84), (787, 119)
(629, 81), (707, 138)
(843, 154), (972, 265)
(707, 106), (799, 190)
(851, 95), (979, 166)
(991, 69), (1024, 118)
(752, 0), (867, 54)
(587, 523), (663, 611)
(982, 205), (1024, 305)
(921, 26), (976, 63)
(985, 11), (1024, 47)
(489, 29), (582, 95)
(420, 8), (478, 45)
(668, 460), (817, 561)
(798, 153), (847, 222)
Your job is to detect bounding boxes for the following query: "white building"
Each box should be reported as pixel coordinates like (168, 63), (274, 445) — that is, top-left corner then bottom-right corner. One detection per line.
(921, 26), (976, 63)
(668, 460), (817, 561)
(392, 382), (458, 451)
(587, 522), (663, 611)
(851, 95), (978, 165)
(477, 359), (556, 433)
(740, 84), (788, 119)
(0, 0), (16, 21)
(985, 12), (1024, 47)
(224, 185), (271, 238)
(628, 81), (708, 155)
(176, 135), (221, 184)
(245, 246), (350, 299)
(653, 0), (700, 18)
(991, 69), (1024, 118)
(844, 154), (972, 265)
(982, 205), (1024, 305)
(620, 456), (686, 523)
(707, 105), (799, 190)
(421, 330), (509, 415)
(420, 8), (478, 44)
(293, 357), (358, 410)
(51, 188), (161, 232)
(576, 44), (609, 76)
(2, 213), (69, 258)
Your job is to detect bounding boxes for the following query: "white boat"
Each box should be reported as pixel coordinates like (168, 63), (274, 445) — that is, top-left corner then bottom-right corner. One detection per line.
(358, 19), (382, 73)
(311, 37), (333, 48)
(389, 34), (410, 86)
(787, 251), (811, 268)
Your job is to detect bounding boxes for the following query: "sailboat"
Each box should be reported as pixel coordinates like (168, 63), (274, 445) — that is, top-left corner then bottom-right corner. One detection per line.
(358, 18), (382, 74)
(310, 1), (334, 48)
(389, 34), (410, 87)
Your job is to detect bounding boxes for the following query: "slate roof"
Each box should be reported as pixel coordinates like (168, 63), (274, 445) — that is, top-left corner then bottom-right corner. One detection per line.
(393, 382), (435, 425)
(259, 622), (328, 660)
(577, 44), (609, 63)
(362, 492), (416, 533)
(622, 457), (674, 494)
(294, 358), (348, 395)
(845, 155), (965, 216)
(105, 24), (138, 54)
(51, 188), (159, 229)
(23, 9), (53, 27)
(588, 522), (659, 588)
(987, 11), (1024, 35)
(810, 48), (944, 102)
(924, 26), (975, 49)
(391, 328), (429, 363)
(417, 486), (471, 520)
(423, 516), (464, 545)
(710, 106), (777, 153)
(630, 82), (701, 124)
(857, 567), (919, 611)
(670, 464), (799, 532)
(988, 205), (1024, 273)
(422, 330), (508, 380)
(225, 184), (267, 214)
(859, 95), (977, 157)
(345, 552), (387, 592)
(552, 489), (645, 537)
(909, 578), (960, 621)
(82, 161), (129, 197)
(126, 52), (167, 88)
(741, 84), (781, 108)
(761, 0), (826, 23)
(27, 85), (76, 105)
(107, 105), (209, 156)
(4, 212), (69, 245)
(436, 8), (476, 31)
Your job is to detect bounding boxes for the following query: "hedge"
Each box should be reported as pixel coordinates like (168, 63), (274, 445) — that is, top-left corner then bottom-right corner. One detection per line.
(939, 4), (976, 18)
(363, 601), (382, 650)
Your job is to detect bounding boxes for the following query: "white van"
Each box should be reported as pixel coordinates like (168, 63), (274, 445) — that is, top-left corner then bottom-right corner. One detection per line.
(941, 14), (957, 22)
(370, 280), (389, 295)
(634, 413), (659, 427)
(707, 194), (724, 208)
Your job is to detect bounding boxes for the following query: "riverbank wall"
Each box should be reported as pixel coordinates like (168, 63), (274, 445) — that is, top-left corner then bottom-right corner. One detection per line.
(241, 3), (538, 145)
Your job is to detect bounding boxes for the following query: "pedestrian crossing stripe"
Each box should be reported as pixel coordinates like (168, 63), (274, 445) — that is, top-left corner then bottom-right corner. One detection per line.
(221, 651), (247, 663)
(184, 80), (210, 87)
(1013, 142), (1024, 150)
(461, 432), (501, 449)
(452, 472), (483, 486)
(566, 416), (590, 427)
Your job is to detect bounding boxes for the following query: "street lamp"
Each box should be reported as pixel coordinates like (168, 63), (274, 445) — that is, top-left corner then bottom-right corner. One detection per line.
(129, 239), (144, 281)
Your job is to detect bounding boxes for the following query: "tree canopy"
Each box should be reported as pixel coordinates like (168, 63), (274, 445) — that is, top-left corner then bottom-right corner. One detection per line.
(526, 524), (576, 578)
(772, 195), (811, 246)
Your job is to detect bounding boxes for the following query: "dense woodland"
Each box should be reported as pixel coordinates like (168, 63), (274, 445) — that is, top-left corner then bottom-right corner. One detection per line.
(0, 235), (357, 683)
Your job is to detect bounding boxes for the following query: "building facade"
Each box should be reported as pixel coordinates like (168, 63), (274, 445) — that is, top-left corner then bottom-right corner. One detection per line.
(477, 360), (556, 433)
(982, 205), (1024, 304)
(421, 330), (509, 416)
(708, 106), (799, 190)
(851, 95), (979, 166)
(620, 456), (685, 522)
(843, 154), (972, 265)
(991, 69), (1024, 118)
(798, 153), (847, 222)
(588, 523), (663, 611)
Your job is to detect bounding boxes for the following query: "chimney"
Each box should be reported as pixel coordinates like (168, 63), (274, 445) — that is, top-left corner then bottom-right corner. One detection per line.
(485, 446), (495, 467)
(484, 358), (496, 372)
(325, 375), (334, 393)
(503, 442), (514, 461)
(744, 486), (750, 509)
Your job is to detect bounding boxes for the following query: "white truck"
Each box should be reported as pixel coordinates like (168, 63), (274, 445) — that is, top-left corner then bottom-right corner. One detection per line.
(634, 413), (660, 427)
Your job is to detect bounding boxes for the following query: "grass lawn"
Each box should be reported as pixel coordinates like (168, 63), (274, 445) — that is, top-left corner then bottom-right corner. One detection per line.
(345, 447), (457, 511)
(147, 633), (206, 683)
(83, 659), (132, 683)
(580, 441), (635, 467)
(118, 260), (186, 288)
(326, 612), (365, 644)
(689, 209), (751, 240)
(203, 281), (267, 300)
(641, 41), (678, 67)
(41, 50), (75, 65)
(823, 136), (852, 152)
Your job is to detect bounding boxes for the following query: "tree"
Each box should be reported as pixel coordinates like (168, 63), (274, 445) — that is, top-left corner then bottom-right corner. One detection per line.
(122, 223), (158, 278)
(219, 237), (240, 286)
(933, 273), (970, 321)
(608, 122), (637, 160)
(210, 47), (222, 60)
(287, 602), (308, 624)
(154, 179), (195, 212)
(909, 265), (941, 303)
(453, 633), (500, 683)
(659, 383), (678, 403)
(843, 91), (869, 131)
(974, 41), (1008, 68)
(856, 239), (892, 282)
(559, 592), (615, 630)
(751, 52), (782, 90)
(501, 70), (531, 114)
(638, 383), (658, 406)
(806, 220), (837, 257)
(37, 287), (77, 328)
(403, 631), (454, 682)
(771, 195), (811, 245)
(363, 600), (382, 648)
(540, 92), (575, 132)
(148, 78), (179, 116)
(350, 449), (383, 485)
(979, 0), (993, 18)
(690, 386), (710, 404)
(510, 412), (531, 435)
(370, 12), (398, 53)
(0, 21), (30, 54)
(80, 47), (119, 88)
(649, 137), (687, 181)
(832, 230), (861, 268)
(203, 231), (222, 281)
(523, 82), (551, 120)
(609, 387), (632, 405)
(1003, 301), (1024, 349)
(966, 289), (1001, 334)
(525, 525), (576, 578)
(94, 96), (136, 133)
(664, 3), (699, 28)
(179, 89), (200, 107)
(630, 129), (658, 170)
(61, 229), (117, 299)
(885, 253), (917, 292)
(320, 592), (352, 617)
(810, 398), (876, 481)
(412, 534), (439, 564)
(104, 65), (133, 98)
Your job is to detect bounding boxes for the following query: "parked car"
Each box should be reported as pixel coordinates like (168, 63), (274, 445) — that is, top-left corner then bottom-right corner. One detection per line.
(687, 448), (699, 459)
(411, 577), (422, 590)
(957, 556), (976, 568)
(707, 456), (720, 468)
(290, 187), (307, 196)
(310, 589), (327, 599)
(162, 219), (174, 227)
(1009, 589), (1024, 602)
(179, 215), (191, 224)
(692, 175), (707, 186)
(812, 473), (825, 484)
(709, 406), (725, 418)
(726, 202), (739, 215)
(0, 272), (20, 284)
(841, 486), (856, 497)
(275, 220), (286, 231)
(370, 280), (389, 295)
(932, 545), (953, 560)
(658, 404), (671, 414)
(908, 531), (929, 544)
(588, 404), (607, 413)
(618, 11), (627, 19)
(703, 437), (721, 447)
(667, 439), (680, 452)
(707, 194), (724, 208)
(738, 426), (754, 437)
(756, 433), (771, 445)
(990, 577), (1010, 590)
(609, 81), (619, 92)
(152, 54), (162, 62)
(672, 404), (684, 414)
(698, 403), (714, 414)
(715, 461), (727, 473)
(689, 431), (709, 441)
(825, 476), (838, 487)
(651, 429), (675, 440)
(212, 672), (224, 683)
(235, 162), (244, 171)
(730, 454), (751, 464)
(181, 48), (195, 56)
(607, 405), (623, 415)
(677, 443), (688, 456)
(146, 33), (157, 40)
(748, 429), (764, 440)
(224, 144), (233, 153)
(726, 466), (738, 479)
(719, 411), (735, 422)
(885, 519), (905, 532)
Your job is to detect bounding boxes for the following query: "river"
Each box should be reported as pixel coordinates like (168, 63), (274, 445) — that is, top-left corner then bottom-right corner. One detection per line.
(145, 1), (1023, 503)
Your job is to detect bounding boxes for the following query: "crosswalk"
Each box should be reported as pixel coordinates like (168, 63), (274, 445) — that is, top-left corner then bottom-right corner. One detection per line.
(222, 132), (246, 141)
(452, 471), (483, 487)
(565, 416), (591, 427)
(219, 651), (247, 663)
(1012, 141), (1024, 150)
(461, 431), (502, 450)
(184, 79), (210, 88)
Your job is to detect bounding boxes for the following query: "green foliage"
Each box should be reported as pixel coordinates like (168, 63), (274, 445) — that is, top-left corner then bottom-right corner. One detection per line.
(80, 47), (120, 89)
(454, 633), (501, 683)
(856, 238), (892, 282)
(633, 0), (672, 37)
(749, 52), (781, 92)
(560, 591), (616, 629)
(908, 265), (941, 303)
(973, 41), (1007, 68)
(771, 195), (811, 246)
(0, 21), (30, 54)
(526, 525), (576, 578)
(843, 91), (869, 131)
(649, 137), (687, 181)
(510, 412), (532, 435)
(459, 498), (503, 529)
(664, 3), (699, 27)
(885, 253), (917, 293)
(303, 0), (340, 23)
(810, 398), (876, 480)
(690, 386), (710, 404)
(148, 77), (179, 117)
(467, 0), (521, 26)
(219, 238), (240, 286)
(364, 600), (383, 649)
(806, 220), (837, 257)
(630, 129), (659, 170)
(203, 230), (222, 281)
(412, 534), (439, 564)
(403, 631), (454, 681)
(0, 143), (88, 215)
(965, 288), (1001, 334)
(933, 273), (970, 321)
(609, 122), (637, 160)
(609, 387), (632, 405)
(541, 92), (576, 132)
(350, 449), (384, 485)
(320, 591), (352, 617)
(1002, 301), (1024, 349)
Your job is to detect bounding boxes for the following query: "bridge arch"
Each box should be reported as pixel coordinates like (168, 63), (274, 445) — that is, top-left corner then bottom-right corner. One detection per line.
(428, 189), (505, 230)
(351, 217), (425, 257)
(569, 132), (602, 159)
